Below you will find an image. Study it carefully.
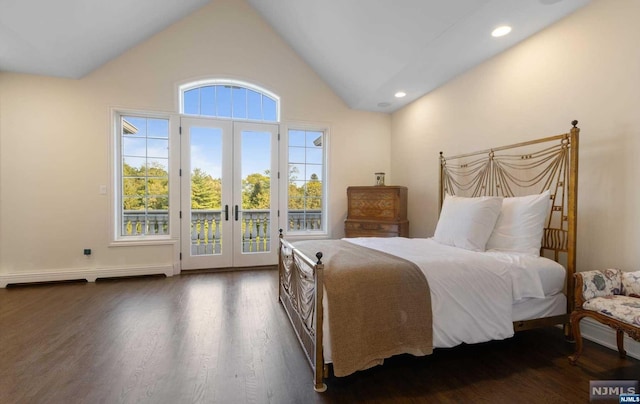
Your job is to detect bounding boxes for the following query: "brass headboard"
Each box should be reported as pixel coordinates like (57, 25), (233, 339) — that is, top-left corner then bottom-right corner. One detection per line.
(439, 120), (579, 319)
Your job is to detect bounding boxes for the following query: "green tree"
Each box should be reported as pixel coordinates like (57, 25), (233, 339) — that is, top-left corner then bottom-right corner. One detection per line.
(287, 165), (305, 209)
(122, 161), (170, 211)
(243, 172), (270, 209)
(191, 168), (221, 209)
(147, 161), (169, 210)
(306, 173), (322, 209)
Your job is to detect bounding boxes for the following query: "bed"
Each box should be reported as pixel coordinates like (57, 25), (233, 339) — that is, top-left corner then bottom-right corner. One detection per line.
(278, 121), (580, 392)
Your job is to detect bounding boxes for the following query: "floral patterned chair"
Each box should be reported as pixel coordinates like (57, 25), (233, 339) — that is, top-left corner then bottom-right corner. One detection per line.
(568, 269), (640, 364)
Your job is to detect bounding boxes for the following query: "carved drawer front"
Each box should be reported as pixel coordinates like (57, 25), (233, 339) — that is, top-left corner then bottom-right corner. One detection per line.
(347, 186), (406, 221)
(345, 186), (409, 238)
(345, 221), (399, 233)
(349, 193), (397, 220)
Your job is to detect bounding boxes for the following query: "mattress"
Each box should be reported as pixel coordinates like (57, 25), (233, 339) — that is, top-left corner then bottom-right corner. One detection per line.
(482, 250), (566, 299)
(322, 237), (567, 363)
(512, 293), (566, 322)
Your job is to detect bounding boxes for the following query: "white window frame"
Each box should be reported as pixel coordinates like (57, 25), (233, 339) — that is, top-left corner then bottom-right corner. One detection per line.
(280, 122), (330, 238)
(110, 108), (180, 245)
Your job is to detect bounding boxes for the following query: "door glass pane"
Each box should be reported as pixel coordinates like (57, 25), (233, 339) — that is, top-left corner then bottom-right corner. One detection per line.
(190, 127), (223, 256)
(240, 130), (271, 253)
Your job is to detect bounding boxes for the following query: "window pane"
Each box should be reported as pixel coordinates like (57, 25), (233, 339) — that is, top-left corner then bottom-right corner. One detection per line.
(201, 86), (215, 116)
(148, 196), (169, 210)
(247, 90), (262, 120)
(287, 129), (326, 233)
(147, 139), (168, 158)
(148, 119), (169, 138)
(306, 198), (322, 209)
(180, 81), (278, 122)
(306, 131), (323, 147)
(147, 158), (168, 176)
(148, 177), (168, 195)
(122, 137), (146, 157)
(288, 196), (305, 209)
(289, 130), (305, 147)
(288, 147), (305, 164)
(306, 148), (323, 165)
(123, 196), (144, 210)
(232, 86), (247, 119)
(119, 115), (170, 237)
(123, 177), (145, 197)
(123, 157), (146, 175)
(122, 116), (147, 136)
(183, 89), (200, 115)
(216, 86), (232, 117)
(293, 180), (306, 192)
(145, 212), (168, 235)
(306, 165), (322, 181)
(263, 96), (276, 121)
(288, 164), (305, 181)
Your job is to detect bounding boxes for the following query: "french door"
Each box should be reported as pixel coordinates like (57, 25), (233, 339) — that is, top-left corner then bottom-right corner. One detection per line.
(180, 117), (279, 270)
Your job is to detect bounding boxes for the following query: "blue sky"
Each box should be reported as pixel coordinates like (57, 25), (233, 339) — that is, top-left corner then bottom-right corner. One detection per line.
(190, 126), (271, 179)
(122, 116), (169, 174)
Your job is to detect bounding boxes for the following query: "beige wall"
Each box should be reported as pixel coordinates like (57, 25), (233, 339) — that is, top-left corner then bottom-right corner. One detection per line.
(391, 0), (640, 271)
(0, 0), (391, 276)
(5, 0), (633, 278)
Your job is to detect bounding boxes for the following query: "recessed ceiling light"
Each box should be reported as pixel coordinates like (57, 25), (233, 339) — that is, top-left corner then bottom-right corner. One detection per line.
(491, 26), (512, 37)
(394, 91), (406, 98)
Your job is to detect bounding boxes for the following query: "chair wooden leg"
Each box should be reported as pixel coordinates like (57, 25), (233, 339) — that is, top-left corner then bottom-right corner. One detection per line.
(564, 322), (574, 342)
(568, 312), (584, 365)
(616, 329), (627, 358)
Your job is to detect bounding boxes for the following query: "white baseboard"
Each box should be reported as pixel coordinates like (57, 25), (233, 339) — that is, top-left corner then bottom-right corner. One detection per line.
(0, 265), (174, 288)
(580, 317), (640, 360)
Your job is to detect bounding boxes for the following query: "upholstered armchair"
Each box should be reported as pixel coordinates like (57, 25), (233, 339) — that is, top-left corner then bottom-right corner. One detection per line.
(569, 269), (640, 364)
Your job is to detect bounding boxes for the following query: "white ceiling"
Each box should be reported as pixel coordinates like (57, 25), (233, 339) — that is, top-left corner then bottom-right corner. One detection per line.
(0, 0), (590, 112)
(0, 0), (211, 79)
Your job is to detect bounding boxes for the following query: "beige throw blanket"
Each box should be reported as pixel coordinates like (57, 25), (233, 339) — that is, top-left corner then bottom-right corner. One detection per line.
(294, 239), (433, 377)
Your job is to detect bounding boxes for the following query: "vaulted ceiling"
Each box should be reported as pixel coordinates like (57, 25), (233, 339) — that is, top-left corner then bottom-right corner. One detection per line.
(0, 0), (590, 112)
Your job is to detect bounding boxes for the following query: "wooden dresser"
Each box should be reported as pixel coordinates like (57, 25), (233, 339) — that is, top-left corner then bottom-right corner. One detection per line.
(344, 186), (409, 238)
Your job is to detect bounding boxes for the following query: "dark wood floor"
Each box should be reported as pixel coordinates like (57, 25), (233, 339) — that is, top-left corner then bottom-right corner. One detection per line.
(1, 268), (638, 404)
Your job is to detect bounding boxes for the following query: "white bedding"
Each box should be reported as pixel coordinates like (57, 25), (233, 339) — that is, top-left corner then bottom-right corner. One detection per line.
(513, 293), (566, 322)
(322, 237), (566, 362)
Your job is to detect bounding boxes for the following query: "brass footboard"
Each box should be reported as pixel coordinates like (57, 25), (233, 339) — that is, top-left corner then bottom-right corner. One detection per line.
(278, 230), (327, 392)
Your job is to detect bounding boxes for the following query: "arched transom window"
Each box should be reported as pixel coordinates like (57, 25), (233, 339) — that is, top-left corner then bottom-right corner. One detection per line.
(179, 79), (279, 122)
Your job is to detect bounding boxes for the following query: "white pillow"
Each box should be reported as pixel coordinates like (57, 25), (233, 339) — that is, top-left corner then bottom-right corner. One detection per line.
(433, 195), (503, 252)
(485, 190), (551, 255)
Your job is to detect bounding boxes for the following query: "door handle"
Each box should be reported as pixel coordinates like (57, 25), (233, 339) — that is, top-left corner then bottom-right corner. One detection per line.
(224, 205), (229, 221)
(235, 205), (239, 221)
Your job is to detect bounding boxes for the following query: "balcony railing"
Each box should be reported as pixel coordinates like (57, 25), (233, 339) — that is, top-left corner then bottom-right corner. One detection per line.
(122, 209), (322, 255)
